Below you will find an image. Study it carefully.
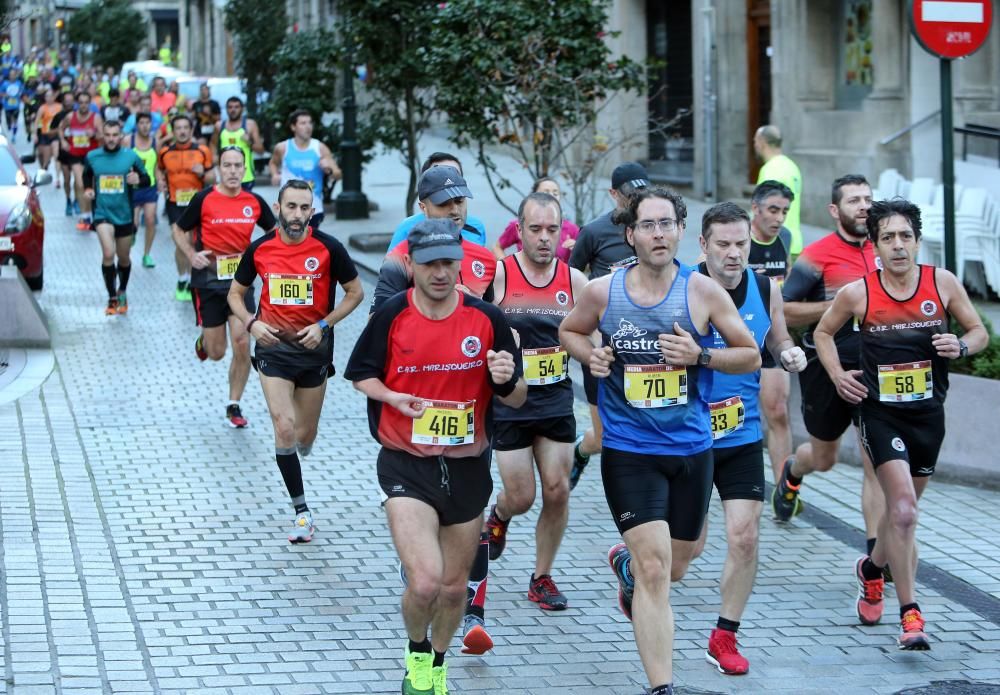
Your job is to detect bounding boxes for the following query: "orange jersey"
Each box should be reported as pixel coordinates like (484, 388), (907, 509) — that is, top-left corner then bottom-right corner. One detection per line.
(157, 142), (213, 204)
(37, 103), (63, 134)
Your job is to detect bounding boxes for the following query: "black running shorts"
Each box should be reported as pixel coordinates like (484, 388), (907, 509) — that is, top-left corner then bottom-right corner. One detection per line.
(601, 446), (714, 540)
(859, 402), (945, 478)
(253, 347), (332, 388)
(92, 220), (135, 238)
(191, 286), (254, 329)
(165, 201), (188, 225)
(493, 414), (576, 451)
(712, 440), (765, 501)
(799, 358), (860, 442)
(377, 447), (492, 526)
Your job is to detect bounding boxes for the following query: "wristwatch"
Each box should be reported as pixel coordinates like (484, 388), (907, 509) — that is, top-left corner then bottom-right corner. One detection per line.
(317, 319), (330, 333)
(698, 347), (712, 367)
(959, 339), (968, 358)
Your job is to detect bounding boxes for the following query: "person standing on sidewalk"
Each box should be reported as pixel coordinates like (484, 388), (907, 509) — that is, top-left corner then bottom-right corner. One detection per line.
(82, 119), (149, 315)
(346, 218), (526, 695)
(228, 180), (364, 542)
(269, 109), (341, 231)
(173, 146), (276, 429)
(559, 187), (760, 695)
(485, 191), (588, 612)
(754, 125), (803, 256)
(813, 198), (987, 649)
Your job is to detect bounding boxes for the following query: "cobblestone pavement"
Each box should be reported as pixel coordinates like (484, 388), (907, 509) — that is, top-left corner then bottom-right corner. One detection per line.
(3, 170), (1000, 695)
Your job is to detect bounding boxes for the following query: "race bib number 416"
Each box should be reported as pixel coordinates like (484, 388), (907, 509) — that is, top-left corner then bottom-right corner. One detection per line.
(411, 400), (475, 445)
(623, 364), (687, 408)
(268, 274), (313, 306)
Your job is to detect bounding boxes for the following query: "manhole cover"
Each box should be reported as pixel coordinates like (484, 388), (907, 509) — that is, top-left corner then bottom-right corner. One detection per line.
(896, 681), (1000, 694)
(0, 347), (54, 405)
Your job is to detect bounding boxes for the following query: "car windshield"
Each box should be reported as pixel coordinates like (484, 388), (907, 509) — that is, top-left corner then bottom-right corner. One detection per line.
(0, 149), (20, 186)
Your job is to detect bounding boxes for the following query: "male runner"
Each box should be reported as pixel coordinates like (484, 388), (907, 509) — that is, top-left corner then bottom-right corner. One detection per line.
(34, 86), (62, 173)
(191, 83), (220, 147)
(814, 198), (986, 647)
(774, 176), (884, 559)
(158, 114), (214, 301)
(346, 218), (526, 695)
(173, 147), (276, 429)
(82, 119), (149, 314)
(130, 112), (159, 268)
(59, 90), (101, 229)
(229, 180), (364, 541)
(216, 97), (263, 191)
(1, 66), (23, 140)
(567, 161), (648, 489)
(269, 109), (341, 230)
(559, 188), (760, 695)
(748, 180), (795, 482)
(123, 94), (164, 135)
(51, 91), (74, 202)
(485, 192), (588, 611)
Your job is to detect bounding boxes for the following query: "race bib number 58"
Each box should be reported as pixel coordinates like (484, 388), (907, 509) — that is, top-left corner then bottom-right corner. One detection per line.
(877, 361), (932, 402)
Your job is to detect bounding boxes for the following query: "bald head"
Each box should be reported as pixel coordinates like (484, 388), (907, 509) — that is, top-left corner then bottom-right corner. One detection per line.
(754, 124), (783, 161)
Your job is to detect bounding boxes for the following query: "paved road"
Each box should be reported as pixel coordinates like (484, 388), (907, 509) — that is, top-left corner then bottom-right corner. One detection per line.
(3, 146), (1000, 694)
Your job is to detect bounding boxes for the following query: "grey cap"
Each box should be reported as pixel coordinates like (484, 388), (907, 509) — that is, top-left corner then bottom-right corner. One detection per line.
(408, 218), (464, 264)
(417, 165), (474, 205)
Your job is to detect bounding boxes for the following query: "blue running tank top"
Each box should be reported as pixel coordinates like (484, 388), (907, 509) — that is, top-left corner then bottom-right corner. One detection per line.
(701, 268), (770, 448)
(598, 261), (713, 455)
(280, 137), (324, 211)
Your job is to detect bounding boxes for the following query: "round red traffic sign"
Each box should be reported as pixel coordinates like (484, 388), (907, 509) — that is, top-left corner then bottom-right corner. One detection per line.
(910, 0), (993, 59)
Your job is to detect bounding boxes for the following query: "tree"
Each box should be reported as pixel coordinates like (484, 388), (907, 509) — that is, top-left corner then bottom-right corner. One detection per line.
(66, 0), (146, 69)
(427, 0), (645, 215)
(223, 0), (287, 124)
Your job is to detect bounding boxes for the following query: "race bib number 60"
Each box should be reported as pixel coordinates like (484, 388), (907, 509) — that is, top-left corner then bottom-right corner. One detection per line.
(268, 274), (313, 306)
(623, 364), (687, 408)
(411, 400), (475, 445)
(215, 253), (242, 281)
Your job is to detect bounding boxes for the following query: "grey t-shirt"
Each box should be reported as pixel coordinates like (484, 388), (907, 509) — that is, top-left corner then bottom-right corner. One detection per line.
(569, 210), (637, 279)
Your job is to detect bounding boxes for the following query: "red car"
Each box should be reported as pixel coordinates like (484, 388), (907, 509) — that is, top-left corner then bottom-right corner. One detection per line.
(0, 137), (50, 291)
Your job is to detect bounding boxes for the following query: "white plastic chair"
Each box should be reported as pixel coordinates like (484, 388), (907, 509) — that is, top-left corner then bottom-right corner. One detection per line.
(877, 169), (904, 199)
(908, 178), (936, 207)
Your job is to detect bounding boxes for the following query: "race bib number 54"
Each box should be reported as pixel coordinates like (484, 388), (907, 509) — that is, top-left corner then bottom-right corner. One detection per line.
(411, 400), (475, 445)
(522, 347), (568, 386)
(623, 364), (687, 408)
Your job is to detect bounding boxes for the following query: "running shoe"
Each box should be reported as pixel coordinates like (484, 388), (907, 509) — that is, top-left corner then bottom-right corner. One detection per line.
(225, 404), (248, 428)
(142, 254), (155, 268)
(288, 511), (314, 544)
(398, 561), (407, 586)
(771, 456), (803, 522)
(175, 280), (191, 301)
(854, 555), (885, 626)
(116, 293), (128, 314)
(402, 647), (434, 695)
(706, 628), (749, 675)
(65, 200), (73, 216)
(104, 298), (119, 316)
(608, 542), (634, 621)
(485, 504), (509, 560)
(528, 574), (568, 611)
(73, 199), (80, 215)
(569, 433), (590, 491)
(898, 608), (930, 650)
(431, 662), (449, 695)
(76, 218), (90, 231)
(195, 335), (208, 361)
(460, 614), (493, 655)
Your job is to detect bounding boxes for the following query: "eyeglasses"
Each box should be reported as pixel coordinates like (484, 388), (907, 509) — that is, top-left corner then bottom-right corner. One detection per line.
(635, 218), (678, 233)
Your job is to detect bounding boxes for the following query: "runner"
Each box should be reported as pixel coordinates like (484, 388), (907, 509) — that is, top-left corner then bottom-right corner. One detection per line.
(269, 109), (341, 231)
(1, 66), (23, 140)
(191, 83), (221, 147)
(491, 177), (579, 263)
(558, 187), (760, 695)
(216, 97), (263, 191)
(485, 191), (588, 613)
(173, 147), (276, 429)
(774, 175), (885, 562)
(813, 198), (987, 648)
(34, 86), (62, 173)
(748, 179), (796, 484)
(59, 90), (102, 230)
(567, 161), (648, 490)
(345, 218), (526, 695)
(228, 179), (364, 541)
(51, 91), (74, 204)
(82, 119), (150, 315)
(130, 112), (159, 268)
(687, 202), (806, 675)
(157, 114), (214, 301)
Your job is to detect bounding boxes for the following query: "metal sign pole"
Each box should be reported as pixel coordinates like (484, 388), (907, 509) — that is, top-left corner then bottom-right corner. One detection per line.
(940, 57), (955, 274)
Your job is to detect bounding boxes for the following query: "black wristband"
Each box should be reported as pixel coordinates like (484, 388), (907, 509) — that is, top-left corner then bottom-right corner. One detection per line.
(491, 374), (518, 398)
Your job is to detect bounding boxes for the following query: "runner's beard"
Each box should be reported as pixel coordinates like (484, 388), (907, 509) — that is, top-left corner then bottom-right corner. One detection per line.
(280, 213), (307, 239)
(839, 208), (867, 238)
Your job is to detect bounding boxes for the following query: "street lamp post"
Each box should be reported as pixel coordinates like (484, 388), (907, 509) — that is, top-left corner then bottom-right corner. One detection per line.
(335, 62), (369, 220)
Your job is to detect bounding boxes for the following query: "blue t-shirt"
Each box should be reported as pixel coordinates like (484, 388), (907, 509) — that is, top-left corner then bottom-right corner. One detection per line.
(387, 212), (487, 251)
(122, 111), (164, 135)
(1, 79), (23, 111)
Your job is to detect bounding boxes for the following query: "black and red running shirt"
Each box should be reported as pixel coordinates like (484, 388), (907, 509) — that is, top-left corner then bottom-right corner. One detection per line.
(177, 186), (276, 289)
(494, 256), (575, 421)
(345, 289), (522, 460)
(860, 266), (949, 410)
(782, 231), (878, 363)
(234, 228), (358, 336)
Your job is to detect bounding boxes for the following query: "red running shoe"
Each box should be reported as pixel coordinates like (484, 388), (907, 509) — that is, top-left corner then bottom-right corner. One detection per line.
(898, 608), (931, 650)
(706, 628), (749, 675)
(485, 505), (509, 560)
(854, 555), (885, 626)
(528, 574), (567, 611)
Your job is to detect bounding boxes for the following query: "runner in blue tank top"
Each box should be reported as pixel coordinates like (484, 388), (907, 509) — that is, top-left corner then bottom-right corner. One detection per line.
(559, 188), (761, 695)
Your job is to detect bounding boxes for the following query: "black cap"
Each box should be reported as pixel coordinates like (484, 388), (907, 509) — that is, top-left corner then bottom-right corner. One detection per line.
(408, 218), (464, 264)
(417, 165), (474, 205)
(611, 161), (650, 191)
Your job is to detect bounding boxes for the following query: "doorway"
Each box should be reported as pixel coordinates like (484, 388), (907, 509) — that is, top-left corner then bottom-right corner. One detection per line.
(746, 0), (772, 182)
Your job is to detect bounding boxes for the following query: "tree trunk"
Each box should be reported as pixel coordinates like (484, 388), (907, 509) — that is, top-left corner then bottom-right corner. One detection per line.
(403, 85), (419, 215)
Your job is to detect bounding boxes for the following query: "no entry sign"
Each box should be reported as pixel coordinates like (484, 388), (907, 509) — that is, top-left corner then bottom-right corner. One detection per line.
(910, 0), (993, 59)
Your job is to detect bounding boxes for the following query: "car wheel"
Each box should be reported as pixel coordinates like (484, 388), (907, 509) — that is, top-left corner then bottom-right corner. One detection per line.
(26, 272), (43, 291)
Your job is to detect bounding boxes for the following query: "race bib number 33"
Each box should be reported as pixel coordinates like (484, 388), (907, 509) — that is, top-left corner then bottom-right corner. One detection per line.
(268, 274), (313, 306)
(522, 347), (568, 386)
(877, 361), (932, 402)
(623, 364), (687, 408)
(411, 400), (475, 445)
(709, 396), (745, 440)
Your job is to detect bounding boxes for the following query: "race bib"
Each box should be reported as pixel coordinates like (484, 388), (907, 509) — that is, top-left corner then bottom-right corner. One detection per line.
(522, 346), (568, 386)
(877, 361), (933, 402)
(709, 396), (745, 440)
(200, 124), (215, 136)
(72, 134), (90, 147)
(215, 253), (242, 281)
(268, 273), (313, 306)
(411, 399), (475, 446)
(98, 175), (124, 194)
(623, 364), (687, 408)
(176, 189), (197, 206)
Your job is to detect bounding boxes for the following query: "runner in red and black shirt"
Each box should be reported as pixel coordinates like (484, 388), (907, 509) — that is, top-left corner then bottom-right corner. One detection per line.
(228, 180), (365, 544)
(172, 146), (276, 428)
(814, 198), (986, 649)
(773, 175), (884, 535)
(345, 219), (525, 694)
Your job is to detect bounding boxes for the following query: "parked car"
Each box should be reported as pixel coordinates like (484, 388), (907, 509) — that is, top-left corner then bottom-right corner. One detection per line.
(173, 75), (247, 107)
(0, 137), (51, 291)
